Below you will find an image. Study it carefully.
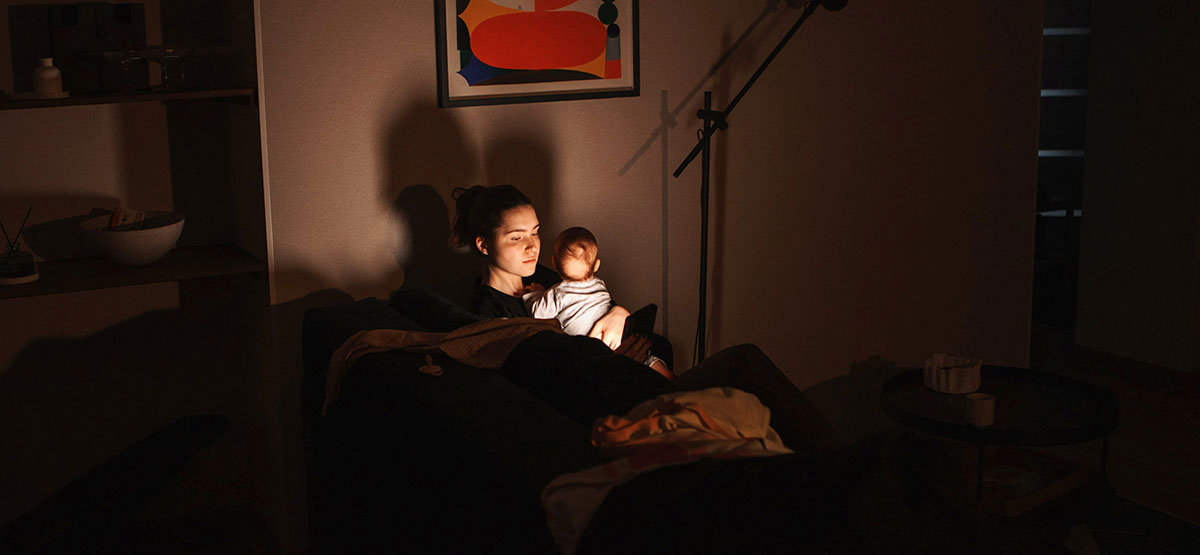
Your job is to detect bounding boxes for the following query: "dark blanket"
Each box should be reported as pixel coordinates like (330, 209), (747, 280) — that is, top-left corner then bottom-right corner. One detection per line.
(305, 307), (602, 553)
(501, 331), (675, 427)
(389, 287), (676, 428)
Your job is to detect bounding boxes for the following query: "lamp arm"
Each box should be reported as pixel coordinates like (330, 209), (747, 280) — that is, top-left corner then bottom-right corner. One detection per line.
(673, 0), (821, 178)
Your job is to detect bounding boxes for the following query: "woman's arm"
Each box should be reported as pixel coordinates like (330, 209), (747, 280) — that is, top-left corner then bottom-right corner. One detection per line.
(588, 305), (630, 350)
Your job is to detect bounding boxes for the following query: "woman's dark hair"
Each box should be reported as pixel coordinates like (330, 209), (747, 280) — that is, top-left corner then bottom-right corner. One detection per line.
(449, 184), (533, 255)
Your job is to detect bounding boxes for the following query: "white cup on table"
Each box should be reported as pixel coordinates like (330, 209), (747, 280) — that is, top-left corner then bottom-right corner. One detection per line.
(965, 393), (995, 427)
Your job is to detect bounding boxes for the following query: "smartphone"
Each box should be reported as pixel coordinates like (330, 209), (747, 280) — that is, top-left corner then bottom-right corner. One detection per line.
(622, 303), (657, 340)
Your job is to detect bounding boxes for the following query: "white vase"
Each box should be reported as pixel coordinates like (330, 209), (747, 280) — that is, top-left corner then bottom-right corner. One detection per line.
(33, 58), (63, 96)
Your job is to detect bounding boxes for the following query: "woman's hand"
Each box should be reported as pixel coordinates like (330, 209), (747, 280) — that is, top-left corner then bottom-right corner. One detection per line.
(615, 334), (651, 364)
(588, 305), (630, 350)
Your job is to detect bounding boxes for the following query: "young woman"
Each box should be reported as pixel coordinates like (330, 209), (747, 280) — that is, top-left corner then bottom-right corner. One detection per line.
(445, 184), (840, 453)
(449, 184), (648, 359)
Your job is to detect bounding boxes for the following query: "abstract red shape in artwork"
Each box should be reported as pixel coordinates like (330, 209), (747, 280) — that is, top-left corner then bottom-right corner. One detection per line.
(471, 11), (606, 70)
(535, 0), (579, 10)
(605, 59), (621, 79)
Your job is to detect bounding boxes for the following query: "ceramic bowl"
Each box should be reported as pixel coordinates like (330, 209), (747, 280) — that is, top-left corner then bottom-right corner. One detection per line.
(923, 355), (982, 394)
(79, 211), (185, 266)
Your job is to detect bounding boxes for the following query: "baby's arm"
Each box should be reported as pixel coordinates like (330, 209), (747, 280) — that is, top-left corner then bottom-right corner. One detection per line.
(588, 304), (628, 350)
(523, 286), (560, 320)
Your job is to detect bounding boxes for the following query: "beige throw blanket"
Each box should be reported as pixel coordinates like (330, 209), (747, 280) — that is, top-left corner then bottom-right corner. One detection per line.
(542, 387), (794, 555)
(323, 317), (563, 415)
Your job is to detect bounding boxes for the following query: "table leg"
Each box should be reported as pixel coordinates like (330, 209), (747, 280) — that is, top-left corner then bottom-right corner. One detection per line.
(1101, 435), (1109, 478)
(976, 443), (984, 497)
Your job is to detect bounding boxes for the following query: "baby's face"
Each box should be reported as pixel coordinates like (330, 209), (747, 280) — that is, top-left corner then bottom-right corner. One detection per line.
(556, 256), (594, 281)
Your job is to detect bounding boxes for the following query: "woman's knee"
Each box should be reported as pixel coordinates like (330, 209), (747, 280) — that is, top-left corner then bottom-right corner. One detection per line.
(675, 343), (767, 390)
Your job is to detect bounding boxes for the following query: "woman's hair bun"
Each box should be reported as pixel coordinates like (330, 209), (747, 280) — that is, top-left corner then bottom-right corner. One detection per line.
(448, 184), (532, 253)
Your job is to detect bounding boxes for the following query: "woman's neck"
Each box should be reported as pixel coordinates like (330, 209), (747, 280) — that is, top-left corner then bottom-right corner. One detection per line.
(484, 266), (525, 297)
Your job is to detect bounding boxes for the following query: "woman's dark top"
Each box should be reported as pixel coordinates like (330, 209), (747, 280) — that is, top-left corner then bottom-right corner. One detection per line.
(469, 264), (568, 319)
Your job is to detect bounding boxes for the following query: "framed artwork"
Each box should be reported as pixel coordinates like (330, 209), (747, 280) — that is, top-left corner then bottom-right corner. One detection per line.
(435, 0), (639, 107)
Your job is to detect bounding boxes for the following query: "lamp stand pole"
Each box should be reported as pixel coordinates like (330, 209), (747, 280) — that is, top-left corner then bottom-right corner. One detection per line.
(695, 91), (715, 364)
(674, 0), (824, 365)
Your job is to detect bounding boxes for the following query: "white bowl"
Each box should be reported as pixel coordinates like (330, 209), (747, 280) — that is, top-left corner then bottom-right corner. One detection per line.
(923, 355), (981, 394)
(79, 211), (185, 266)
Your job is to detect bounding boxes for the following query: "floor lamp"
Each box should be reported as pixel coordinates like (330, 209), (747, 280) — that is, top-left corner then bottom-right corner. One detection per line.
(673, 0), (847, 365)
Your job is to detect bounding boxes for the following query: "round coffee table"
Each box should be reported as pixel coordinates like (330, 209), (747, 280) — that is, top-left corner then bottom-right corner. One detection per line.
(880, 366), (1119, 496)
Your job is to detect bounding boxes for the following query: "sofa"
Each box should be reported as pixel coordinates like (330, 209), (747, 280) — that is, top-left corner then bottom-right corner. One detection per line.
(301, 289), (1037, 554)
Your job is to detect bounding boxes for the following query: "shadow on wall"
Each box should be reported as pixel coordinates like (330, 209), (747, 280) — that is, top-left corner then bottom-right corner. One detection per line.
(0, 270), (353, 552)
(616, 7), (778, 362)
(803, 355), (905, 445)
(706, 24), (741, 356)
(382, 101), (557, 308)
(389, 185), (478, 309)
(0, 294), (262, 529)
(0, 195), (120, 261)
(382, 100), (478, 307)
(482, 134), (556, 240)
(382, 101), (478, 199)
(618, 0), (785, 177)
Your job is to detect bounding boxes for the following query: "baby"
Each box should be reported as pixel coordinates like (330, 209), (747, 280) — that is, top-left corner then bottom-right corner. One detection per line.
(524, 226), (613, 335)
(523, 226), (671, 378)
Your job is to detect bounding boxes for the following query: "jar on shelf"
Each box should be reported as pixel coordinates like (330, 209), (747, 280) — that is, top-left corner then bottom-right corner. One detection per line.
(33, 58), (64, 97)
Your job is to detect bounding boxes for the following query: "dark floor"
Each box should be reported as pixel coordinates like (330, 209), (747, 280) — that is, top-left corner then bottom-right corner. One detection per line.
(804, 323), (1200, 553)
(1087, 495), (1200, 554)
(130, 505), (283, 554)
(1029, 324), (1200, 526)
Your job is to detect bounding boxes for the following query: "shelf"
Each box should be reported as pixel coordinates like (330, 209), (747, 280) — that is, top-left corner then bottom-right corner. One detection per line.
(1043, 27), (1090, 36)
(0, 88), (255, 112)
(1038, 150), (1085, 158)
(0, 244), (265, 300)
(1041, 89), (1087, 97)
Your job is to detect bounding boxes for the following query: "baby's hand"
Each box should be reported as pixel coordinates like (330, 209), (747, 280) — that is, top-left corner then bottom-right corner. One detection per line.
(523, 283), (545, 295)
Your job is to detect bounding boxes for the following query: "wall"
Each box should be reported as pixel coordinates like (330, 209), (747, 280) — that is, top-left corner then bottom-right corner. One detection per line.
(257, 0), (1040, 547)
(260, 0), (1040, 377)
(698, 1), (1041, 382)
(1075, 0), (1200, 373)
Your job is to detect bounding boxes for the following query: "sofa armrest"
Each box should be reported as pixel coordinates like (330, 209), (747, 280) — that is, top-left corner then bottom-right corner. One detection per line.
(301, 297), (424, 431)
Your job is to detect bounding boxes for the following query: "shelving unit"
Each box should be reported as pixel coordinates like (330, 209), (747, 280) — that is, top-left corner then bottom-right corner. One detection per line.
(0, 245), (264, 300)
(0, 0), (269, 304)
(1033, 1), (1091, 332)
(0, 0), (274, 539)
(0, 87), (255, 111)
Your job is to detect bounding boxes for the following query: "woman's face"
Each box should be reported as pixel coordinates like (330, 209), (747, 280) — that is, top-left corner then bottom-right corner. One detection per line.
(477, 204), (540, 278)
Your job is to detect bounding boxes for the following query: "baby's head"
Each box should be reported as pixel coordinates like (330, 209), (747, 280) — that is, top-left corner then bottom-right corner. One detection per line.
(552, 227), (601, 282)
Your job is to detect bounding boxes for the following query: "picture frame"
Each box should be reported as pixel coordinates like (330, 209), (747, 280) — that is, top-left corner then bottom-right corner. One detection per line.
(435, 0), (639, 108)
